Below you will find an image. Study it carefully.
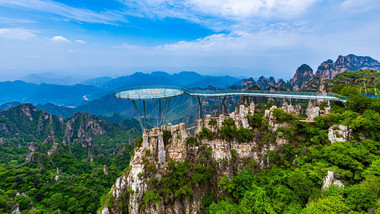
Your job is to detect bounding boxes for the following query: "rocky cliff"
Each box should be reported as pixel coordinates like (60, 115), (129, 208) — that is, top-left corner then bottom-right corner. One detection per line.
(300, 54), (380, 92)
(315, 54), (380, 81)
(241, 54), (380, 92)
(100, 103), (297, 214)
(289, 64), (314, 91)
(0, 103), (133, 160)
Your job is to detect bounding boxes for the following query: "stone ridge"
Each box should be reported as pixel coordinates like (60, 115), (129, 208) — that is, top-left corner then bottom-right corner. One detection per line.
(303, 54), (380, 92)
(240, 54), (380, 92)
(100, 103), (297, 214)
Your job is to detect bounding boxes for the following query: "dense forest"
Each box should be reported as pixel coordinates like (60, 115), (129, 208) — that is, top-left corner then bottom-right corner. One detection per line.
(207, 70), (380, 213)
(0, 107), (138, 213)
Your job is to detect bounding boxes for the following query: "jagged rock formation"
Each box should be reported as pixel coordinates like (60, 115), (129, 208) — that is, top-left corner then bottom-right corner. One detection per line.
(290, 64), (314, 91)
(276, 79), (288, 89)
(322, 171), (345, 190)
(241, 54), (380, 92)
(100, 103), (295, 214)
(304, 100), (330, 122)
(241, 78), (255, 89)
(316, 55), (380, 81)
(240, 76), (291, 91)
(0, 104), (123, 160)
(255, 76), (289, 89)
(328, 125), (351, 144)
(301, 54), (380, 92)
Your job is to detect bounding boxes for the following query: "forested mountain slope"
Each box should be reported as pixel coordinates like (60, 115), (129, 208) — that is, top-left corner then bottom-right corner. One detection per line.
(101, 70), (380, 214)
(0, 104), (138, 213)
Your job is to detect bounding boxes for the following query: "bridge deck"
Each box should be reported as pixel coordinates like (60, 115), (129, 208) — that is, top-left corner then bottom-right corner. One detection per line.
(115, 85), (347, 132)
(115, 85), (347, 103)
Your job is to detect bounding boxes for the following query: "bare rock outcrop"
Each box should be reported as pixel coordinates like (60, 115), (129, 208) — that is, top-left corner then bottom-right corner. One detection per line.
(27, 142), (39, 152)
(43, 136), (55, 145)
(328, 125), (351, 144)
(48, 143), (62, 156)
(104, 165), (109, 176)
(322, 171), (345, 190)
(290, 64), (314, 91)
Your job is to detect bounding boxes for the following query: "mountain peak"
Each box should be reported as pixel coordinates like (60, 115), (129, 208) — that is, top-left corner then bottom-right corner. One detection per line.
(316, 54), (380, 80)
(290, 64), (313, 91)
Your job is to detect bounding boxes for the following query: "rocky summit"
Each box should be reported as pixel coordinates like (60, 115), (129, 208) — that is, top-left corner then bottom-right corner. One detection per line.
(289, 64), (314, 91)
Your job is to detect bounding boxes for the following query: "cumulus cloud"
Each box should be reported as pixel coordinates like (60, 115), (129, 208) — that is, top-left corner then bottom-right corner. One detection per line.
(75, 40), (87, 44)
(50, 36), (70, 43)
(0, 28), (36, 39)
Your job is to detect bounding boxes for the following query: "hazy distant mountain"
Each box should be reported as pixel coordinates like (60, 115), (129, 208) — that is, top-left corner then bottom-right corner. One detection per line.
(0, 81), (101, 106)
(0, 101), (22, 110)
(183, 75), (241, 88)
(81, 76), (114, 87)
(93, 71), (240, 91)
(0, 71), (241, 107)
(35, 103), (77, 118)
(21, 72), (81, 85)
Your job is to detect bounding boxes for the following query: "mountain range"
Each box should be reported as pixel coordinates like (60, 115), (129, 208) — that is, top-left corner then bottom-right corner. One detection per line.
(0, 71), (241, 107)
(0, 54), (379, 123)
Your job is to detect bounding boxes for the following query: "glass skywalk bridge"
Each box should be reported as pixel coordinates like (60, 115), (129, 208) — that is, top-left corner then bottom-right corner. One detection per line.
(115, 85), (347, 132)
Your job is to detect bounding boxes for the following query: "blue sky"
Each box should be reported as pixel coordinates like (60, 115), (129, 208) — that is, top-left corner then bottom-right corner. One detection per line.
(0, 0), (380, 81)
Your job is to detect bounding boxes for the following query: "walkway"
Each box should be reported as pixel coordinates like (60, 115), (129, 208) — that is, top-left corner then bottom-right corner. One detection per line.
(115, 85), (347, 132)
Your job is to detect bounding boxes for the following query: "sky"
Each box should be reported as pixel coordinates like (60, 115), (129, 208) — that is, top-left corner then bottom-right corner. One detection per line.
(0, 0), (380, 81)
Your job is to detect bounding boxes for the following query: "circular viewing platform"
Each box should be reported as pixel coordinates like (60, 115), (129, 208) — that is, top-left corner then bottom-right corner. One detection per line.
(115, 86), (185, 100)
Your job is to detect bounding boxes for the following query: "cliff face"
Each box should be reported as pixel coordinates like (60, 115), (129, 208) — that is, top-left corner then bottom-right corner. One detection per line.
(315, 55), (380, 81)
(100, 103), (294, 214)
(241, 78), (255, 89)
(0, 104), (127, 160)
(240, 54), (380, 92)
(290, 64), (314, 91)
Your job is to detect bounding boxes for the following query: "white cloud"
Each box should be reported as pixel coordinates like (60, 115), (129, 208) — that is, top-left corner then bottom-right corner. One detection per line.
(0, 0), (125, 24)
(50, 35), (69, 43)
(113, 42), (143, 49)
(157, 29), (304, 52)
(0, 17), (36, 24)
(75, 40), (87, 44)
(187, 0), (318, 18)
(0, 28), (36, 39)
(118, 0), (319, 30)
(341, 0), (380, 12)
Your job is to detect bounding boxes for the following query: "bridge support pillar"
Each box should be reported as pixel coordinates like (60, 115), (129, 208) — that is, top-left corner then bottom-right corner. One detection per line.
(217, 96), (228, 116)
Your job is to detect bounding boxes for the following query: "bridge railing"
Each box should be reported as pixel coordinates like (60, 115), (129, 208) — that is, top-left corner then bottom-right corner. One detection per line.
(184, 88), (347, 100)
(115, 85), (184, 94)
(115, 85), (348, 102)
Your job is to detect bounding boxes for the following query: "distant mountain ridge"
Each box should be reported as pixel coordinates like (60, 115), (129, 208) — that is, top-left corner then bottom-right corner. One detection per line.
(0, 71), (242, 108)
